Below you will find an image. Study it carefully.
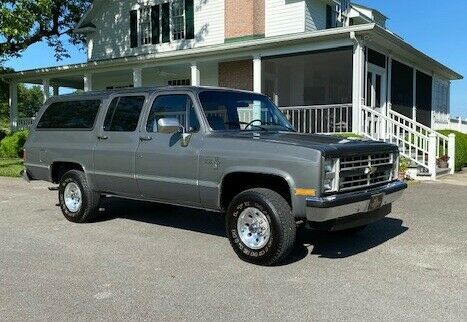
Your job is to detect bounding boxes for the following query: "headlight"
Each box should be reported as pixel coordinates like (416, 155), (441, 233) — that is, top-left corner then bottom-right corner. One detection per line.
(323, 158), (339, 193)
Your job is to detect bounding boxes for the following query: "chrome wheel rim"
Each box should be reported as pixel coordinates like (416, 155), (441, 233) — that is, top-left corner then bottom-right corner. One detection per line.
(64, 182), (82, 213)
(237, 207), (271, 250)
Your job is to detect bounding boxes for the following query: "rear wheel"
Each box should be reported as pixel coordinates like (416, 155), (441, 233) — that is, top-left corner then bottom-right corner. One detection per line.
(58, 170), (100, 223)
(226, 188), (296, 266)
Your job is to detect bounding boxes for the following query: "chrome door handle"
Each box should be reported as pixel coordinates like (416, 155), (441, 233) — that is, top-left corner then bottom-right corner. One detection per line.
(97, 135), (108, 140)
(139, 136), (152, 141)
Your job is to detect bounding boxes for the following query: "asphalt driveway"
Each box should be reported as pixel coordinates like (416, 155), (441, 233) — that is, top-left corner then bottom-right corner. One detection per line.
(0, 177), (466, 320)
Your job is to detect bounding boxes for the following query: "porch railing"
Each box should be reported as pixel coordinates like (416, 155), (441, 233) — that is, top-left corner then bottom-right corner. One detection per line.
(17, 117), (35, 130)
(279, 104), (352, 134)
(360, 105), (455, 178)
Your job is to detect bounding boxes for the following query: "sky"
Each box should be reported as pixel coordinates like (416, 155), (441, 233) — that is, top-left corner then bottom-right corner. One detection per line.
(4, 0), (467, 117)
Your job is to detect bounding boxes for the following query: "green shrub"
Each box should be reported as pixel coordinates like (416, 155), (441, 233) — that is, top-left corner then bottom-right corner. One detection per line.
(0, 130), (29, 158)
(0, 129), (7, 142)
(437, 130), (467, 171)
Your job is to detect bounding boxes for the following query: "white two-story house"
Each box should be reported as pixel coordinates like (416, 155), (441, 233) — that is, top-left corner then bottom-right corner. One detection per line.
(2, 0), (463, 178)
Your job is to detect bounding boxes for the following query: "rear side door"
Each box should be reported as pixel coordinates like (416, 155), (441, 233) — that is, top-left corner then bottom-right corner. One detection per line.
(135, 92), (203, 206)
(93, 94), (147, 197)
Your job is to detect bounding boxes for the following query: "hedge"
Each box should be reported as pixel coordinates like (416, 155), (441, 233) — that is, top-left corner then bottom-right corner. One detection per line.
(0, 130), (29, 158)
(437, 130), (467, 171)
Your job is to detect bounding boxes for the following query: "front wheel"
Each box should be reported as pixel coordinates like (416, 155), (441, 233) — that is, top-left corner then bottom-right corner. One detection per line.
(58, 170), (100, 223)
(226, 188), (296, 266)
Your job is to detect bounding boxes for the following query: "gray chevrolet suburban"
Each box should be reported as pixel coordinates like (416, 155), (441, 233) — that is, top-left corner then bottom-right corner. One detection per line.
(23, 86), (406, 265)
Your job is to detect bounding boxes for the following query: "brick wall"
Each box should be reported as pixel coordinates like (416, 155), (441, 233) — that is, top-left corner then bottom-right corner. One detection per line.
(225, 0), (265, 39)
(218, 60), (253, 91)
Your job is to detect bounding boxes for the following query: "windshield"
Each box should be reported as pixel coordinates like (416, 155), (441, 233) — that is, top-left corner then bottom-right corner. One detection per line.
(198, 91), (295, 132)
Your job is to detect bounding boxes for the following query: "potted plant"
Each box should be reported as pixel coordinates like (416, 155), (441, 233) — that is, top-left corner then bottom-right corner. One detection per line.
(437, 155), (449, 168)
(398, 157), (411, 180)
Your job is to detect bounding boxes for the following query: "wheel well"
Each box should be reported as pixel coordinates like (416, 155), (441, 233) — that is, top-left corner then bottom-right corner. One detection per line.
(51, 162), (84, 183)
(220, 172), (292, 211)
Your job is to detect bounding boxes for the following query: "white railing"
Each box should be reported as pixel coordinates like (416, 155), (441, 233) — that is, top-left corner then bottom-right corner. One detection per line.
(17, 117), (35, 130)
(433, 112), (467, 134)
(361, 105), (455, 178)
(279, 104), (352, 134)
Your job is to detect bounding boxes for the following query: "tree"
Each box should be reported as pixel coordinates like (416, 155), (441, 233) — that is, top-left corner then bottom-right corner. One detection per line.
(0, 67), (44, 130)
(0, 0), (92, 62)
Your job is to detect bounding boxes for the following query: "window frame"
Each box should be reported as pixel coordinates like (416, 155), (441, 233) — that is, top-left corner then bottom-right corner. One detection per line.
(35, 98), (103, 132)
(139, 5), (153, 46)
(142, 91), (204, 135)
(101, 93), (149, 133)
(133, 0), (188, 47)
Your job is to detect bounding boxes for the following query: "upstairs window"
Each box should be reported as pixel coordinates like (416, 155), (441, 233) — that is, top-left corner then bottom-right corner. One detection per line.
(326, 4), (343, 29)
(130, 0), (194, 48)
(140, 6), (152, 45)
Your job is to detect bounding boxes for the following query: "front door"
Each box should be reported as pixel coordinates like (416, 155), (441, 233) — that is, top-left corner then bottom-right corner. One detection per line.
(135, 92), (202, 206)
(366, 64), (386, 113)
(93, 94), (147, 197)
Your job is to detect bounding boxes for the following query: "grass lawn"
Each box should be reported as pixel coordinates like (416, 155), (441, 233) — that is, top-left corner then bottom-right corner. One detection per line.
(0, 158), (23, 178)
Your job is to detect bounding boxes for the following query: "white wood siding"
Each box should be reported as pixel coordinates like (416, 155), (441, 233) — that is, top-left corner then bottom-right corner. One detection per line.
(87, 0), (225, 61)
(305, 0), (327, 31)
(265, 0), (306, 37)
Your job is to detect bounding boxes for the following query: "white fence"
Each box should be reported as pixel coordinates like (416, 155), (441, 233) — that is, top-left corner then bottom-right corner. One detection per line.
(433, 112), (467, 133)
(279, 104), (352, 134)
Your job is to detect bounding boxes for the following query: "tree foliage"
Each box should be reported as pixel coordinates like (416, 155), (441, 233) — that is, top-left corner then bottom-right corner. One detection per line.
(0, 0), (92, 61)
(1, 67), (44, 130)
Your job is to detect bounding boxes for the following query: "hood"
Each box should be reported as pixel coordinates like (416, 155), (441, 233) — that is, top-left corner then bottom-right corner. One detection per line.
(207, 131), (398, 157)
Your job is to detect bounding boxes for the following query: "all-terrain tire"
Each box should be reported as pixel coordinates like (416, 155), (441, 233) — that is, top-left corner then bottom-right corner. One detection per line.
(226, 188), (296, 266)
(58, 170), (100, 223)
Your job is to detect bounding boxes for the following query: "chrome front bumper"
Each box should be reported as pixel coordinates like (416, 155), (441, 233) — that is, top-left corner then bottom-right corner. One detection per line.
(305, 180), (407, 223)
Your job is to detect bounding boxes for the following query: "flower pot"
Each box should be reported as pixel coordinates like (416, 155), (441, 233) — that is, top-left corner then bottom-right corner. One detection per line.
(437, 160), (448, 169)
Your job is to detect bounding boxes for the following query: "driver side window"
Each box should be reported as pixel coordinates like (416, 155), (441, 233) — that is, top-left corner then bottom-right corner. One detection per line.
(146, 95), (200, 133)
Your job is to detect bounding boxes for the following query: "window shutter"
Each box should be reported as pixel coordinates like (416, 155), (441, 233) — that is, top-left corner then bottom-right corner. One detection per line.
(326, 5), (332, 29)
(161, 2), (170, 43)
(185, 0), (195, 39)
(151, 5), (160, 44)
(130, 10), (138, 48)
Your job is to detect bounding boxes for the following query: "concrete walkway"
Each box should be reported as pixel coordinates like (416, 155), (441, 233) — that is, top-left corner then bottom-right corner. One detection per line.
(437, 168), (467, 186)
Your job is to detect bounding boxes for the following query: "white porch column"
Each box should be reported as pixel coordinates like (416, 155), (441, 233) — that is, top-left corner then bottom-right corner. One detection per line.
(9, 82), (18, 132)
(42, 79), (50, 102)
(253, 55), (262, 93)
(428, 133), (437, 180)
(351, 34), (364, 134)
(190, 62), (200, 86)
(412, 68), (417, 122)
(448, 133), (456, 175)
(387, 56), (392, 113)
(53, 85), (60, 96)
(133, 67), (143, 87)
(84, 73), (93, 92)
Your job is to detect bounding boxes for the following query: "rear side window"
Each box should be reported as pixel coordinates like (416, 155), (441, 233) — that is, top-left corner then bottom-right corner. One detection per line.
(36, 100), (101, 129)
(103, 96), (145, 132)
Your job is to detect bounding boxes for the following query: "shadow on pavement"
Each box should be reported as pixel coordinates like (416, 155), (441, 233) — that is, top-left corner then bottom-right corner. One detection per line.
(299, 217), (409, 259)
(95, 197), (408, 263)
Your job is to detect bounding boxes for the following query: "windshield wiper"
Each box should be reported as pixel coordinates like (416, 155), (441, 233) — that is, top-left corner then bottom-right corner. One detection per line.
(224, 121), (267, 131)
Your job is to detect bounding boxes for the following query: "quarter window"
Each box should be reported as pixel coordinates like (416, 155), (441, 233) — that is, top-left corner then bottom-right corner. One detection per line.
(37, 100), (101, 129)
(146, 95), (199, 133)
(103, 96), (146, 132)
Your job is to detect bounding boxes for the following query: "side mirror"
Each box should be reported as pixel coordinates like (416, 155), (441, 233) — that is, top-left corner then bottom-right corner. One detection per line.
(157, 118), (192, 147)
(158, 118), (183, 134)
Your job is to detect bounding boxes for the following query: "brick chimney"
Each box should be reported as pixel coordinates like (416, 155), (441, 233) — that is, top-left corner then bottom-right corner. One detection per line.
(225, 0), (265, 40)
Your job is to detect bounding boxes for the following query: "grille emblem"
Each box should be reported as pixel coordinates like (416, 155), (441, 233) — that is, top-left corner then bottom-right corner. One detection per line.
(364, 166), (377, 175)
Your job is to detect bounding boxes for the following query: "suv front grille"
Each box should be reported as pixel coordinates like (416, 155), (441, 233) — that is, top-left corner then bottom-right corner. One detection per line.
(339, 153), (394, 192)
